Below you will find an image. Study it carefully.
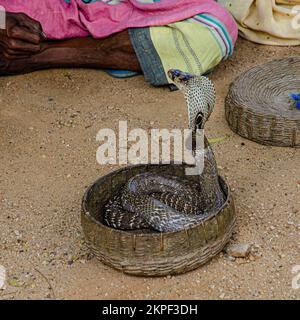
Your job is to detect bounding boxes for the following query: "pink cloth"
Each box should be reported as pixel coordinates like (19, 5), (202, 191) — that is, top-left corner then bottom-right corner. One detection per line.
(1, 0), (237, 42)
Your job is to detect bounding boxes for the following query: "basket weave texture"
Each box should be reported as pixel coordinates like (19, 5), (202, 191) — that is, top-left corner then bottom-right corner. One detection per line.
(225, 57), (300, 147)
(81, 163), (236, 276)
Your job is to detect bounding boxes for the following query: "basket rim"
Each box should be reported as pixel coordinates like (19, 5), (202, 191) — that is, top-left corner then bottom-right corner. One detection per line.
(81, 163), (232, 238)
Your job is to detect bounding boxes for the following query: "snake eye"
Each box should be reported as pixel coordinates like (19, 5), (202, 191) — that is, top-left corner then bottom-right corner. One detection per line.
(168, 69), (181, 81)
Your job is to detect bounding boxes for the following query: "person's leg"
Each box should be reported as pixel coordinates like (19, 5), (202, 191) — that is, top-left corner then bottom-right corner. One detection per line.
(0, 30), (142, 75)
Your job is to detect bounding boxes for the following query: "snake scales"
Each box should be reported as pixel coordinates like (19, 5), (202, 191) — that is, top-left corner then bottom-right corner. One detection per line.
(104, 69), (225, 232)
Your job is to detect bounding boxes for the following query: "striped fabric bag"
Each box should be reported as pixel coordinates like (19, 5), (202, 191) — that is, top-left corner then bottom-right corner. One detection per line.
(129, 12), (236, 85)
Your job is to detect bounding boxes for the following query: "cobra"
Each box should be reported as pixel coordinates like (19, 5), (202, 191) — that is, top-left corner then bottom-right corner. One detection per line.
(104, 69), (225, 232)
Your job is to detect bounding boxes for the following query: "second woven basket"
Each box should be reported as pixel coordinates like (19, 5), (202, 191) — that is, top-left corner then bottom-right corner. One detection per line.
(225, 57), (300, 147)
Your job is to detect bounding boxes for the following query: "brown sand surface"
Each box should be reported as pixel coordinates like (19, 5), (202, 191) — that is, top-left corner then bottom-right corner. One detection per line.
(0, 39), (300, 299)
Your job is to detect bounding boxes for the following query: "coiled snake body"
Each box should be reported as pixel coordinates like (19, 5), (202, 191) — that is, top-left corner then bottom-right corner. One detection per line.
(104, 69), (225, 232)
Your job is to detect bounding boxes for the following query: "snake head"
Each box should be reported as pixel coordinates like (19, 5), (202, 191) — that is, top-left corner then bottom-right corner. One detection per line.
(167, 69), (194, 90)
(168, 69), (216, 130)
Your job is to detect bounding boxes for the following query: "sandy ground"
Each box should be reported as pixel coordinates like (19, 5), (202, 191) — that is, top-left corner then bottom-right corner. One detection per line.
(0, 39), (300, 300)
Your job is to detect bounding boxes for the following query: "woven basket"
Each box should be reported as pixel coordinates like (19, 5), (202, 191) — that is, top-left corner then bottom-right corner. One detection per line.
(81, 163), (236, 277)
(225, 57), (300, 147)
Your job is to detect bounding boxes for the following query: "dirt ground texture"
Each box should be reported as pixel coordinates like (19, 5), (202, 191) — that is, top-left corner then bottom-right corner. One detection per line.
(0, 39), (300, 300)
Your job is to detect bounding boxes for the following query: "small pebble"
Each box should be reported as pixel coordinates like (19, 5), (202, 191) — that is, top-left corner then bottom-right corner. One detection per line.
(226, 243), (251, 258)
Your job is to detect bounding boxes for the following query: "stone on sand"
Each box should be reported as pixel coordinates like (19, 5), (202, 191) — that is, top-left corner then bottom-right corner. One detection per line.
(226, 244), (251, 258)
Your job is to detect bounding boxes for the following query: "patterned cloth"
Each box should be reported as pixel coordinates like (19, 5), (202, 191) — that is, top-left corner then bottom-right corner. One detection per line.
(130, 12), (236, 86)
(1, 0), (237, 40)
(218, 0), (300, 46)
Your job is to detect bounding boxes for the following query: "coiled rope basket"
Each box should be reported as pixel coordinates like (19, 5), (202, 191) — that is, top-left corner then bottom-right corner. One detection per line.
(81, 163), (236, 277)
(225, 57), (300, 147)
